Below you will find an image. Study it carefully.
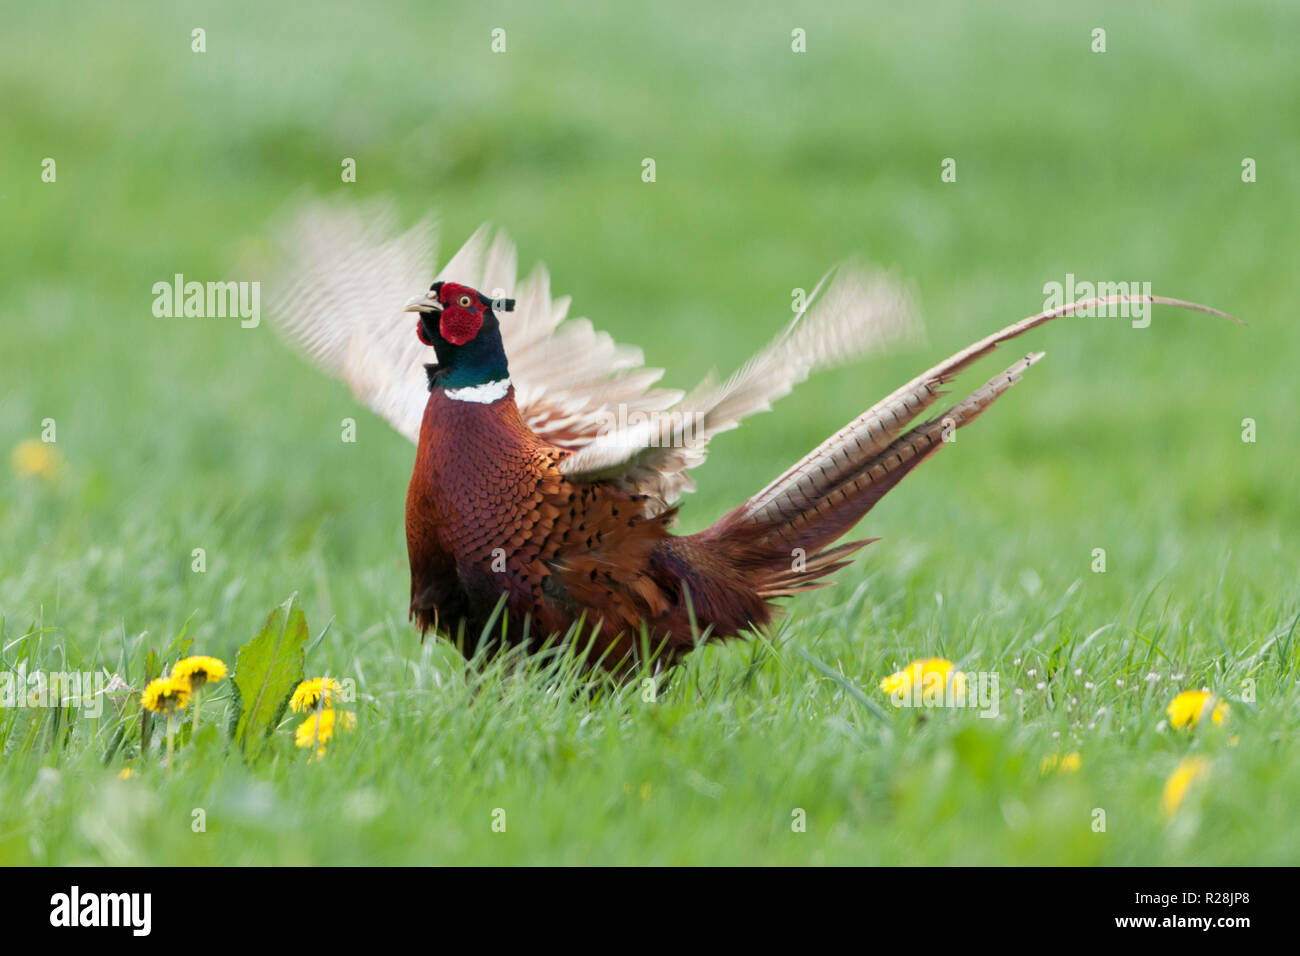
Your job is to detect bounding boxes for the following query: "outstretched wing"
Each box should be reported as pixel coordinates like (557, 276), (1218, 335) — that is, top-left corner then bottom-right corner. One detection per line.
(557, 266), (922, 512)
(267, 199), (681, 446)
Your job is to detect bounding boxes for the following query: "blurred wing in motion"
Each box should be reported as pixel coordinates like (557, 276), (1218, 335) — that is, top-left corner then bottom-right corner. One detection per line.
(267, 199), (681, 446)
(558, 266), (922, 512)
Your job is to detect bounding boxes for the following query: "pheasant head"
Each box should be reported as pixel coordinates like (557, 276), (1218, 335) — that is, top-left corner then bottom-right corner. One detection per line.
(404, 281), (516, 389)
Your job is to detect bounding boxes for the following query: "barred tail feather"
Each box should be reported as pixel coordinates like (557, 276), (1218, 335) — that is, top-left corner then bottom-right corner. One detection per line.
(733, 352), (1044, 596)
(699, 293), (1236, 598)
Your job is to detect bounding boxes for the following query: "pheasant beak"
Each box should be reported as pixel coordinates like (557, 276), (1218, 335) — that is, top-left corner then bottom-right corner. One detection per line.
(403, 293), (443, 314)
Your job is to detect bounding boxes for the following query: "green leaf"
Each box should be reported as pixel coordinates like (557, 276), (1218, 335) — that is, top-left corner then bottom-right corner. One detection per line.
(140, 648), (158, 756)
(230, 593), (308, 760)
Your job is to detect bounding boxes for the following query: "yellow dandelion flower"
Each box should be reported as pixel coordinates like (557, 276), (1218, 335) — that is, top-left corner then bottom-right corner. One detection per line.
(295, 708), (356, 757)
(879, 657), (967, 702)
(1041, 751), (1082, 774)
(118, 768), (134, 780)
(172, 655), (228, 690)
(1166, 690), (1229, 729)
(290, 677), (344, 713)
(12, 439), (60, 480)
(141, 676), (191, 713)
(1162, 756), (1210, 816)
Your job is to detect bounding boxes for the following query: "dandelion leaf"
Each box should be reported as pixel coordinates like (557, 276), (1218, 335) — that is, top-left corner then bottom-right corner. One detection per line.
(230, 593), (308, 758)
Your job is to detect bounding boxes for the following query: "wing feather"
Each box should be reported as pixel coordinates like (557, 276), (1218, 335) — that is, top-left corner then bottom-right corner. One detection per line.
(267, 199), (680, 446)
(558, 265), (922, 511)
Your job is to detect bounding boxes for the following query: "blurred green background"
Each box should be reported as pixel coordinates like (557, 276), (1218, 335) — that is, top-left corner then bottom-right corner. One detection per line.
(1, 1), (1297, 865)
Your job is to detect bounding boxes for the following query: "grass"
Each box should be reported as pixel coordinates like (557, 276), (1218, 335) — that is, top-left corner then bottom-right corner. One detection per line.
(1, 0), (1297, 864)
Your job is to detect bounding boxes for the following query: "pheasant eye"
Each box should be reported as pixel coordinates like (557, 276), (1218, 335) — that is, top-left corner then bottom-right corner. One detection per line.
(457, 294), (473, 308)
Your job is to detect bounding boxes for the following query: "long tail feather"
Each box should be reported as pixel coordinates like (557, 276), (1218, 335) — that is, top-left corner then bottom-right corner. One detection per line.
(742, 294), (1234, 528)
(706, 294), (1236, 596)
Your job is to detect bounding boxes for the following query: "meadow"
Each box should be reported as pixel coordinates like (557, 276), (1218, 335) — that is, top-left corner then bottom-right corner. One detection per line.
(1, 0), (1297, 864)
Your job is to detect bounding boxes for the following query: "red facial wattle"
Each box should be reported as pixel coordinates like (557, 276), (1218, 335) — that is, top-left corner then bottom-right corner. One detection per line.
(439, 309), (482, 346)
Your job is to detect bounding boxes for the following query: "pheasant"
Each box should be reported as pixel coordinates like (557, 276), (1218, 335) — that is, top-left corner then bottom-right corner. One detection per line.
(270, 202), (1230, 674)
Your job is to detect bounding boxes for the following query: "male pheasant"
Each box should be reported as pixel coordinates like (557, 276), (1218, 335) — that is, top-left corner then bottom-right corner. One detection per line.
(270, 202), (1229, 674)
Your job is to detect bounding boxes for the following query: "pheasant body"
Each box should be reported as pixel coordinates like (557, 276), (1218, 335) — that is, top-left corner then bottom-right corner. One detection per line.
(407, 382), (771, 669)
(269, 201), (1232, 675)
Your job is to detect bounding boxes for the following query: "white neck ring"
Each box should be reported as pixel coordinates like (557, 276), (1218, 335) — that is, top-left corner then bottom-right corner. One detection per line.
(445, 377), (511, 404)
